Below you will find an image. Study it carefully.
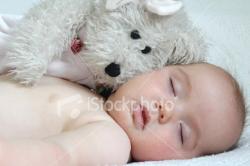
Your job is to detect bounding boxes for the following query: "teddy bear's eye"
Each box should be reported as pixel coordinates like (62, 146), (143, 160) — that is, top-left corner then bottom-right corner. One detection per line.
(130, 30), (141, 40)
(141, 46), (152, 54)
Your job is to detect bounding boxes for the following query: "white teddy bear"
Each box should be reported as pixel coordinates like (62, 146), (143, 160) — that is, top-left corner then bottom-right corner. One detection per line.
(4, 0), (206, 94)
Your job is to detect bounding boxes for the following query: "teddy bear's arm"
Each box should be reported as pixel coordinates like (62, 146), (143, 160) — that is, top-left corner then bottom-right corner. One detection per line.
(6, 0), (95, 85)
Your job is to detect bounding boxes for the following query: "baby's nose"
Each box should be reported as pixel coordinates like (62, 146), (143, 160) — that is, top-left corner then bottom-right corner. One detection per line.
(155, 100), (175, 124)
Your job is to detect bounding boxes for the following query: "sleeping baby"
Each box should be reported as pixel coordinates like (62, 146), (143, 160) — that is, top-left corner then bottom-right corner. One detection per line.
(0, 63), (246, 165)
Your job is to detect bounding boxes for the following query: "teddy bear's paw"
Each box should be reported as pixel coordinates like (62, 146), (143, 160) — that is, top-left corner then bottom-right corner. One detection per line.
(7, 68), (44, 86)
(6, 61), (47, 86)
(8, 68), (44, 86)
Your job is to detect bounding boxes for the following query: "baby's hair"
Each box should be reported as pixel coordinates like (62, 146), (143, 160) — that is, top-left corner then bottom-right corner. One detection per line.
(215, 64), (246, 129)
(201, 62), (246, 148)
(223, 69), (247, 151)
(227, 70), (246, 133)
(231, 76), (246, 128)
(228, 76), (246, 150)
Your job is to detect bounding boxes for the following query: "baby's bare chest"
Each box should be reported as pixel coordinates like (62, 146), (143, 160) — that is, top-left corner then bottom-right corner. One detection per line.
(0, 93), (111, 140)
(0, 76), (112, 139)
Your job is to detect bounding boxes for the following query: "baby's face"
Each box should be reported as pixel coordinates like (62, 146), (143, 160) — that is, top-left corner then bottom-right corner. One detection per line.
(106, 64), (242, 161)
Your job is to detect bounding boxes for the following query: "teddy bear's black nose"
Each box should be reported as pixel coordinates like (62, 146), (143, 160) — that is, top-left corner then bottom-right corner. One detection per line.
(105, 63), (121, 77)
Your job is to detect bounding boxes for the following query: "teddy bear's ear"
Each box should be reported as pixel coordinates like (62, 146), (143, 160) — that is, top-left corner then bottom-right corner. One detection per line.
(106, 0), (183, 15)
(145, 0), (183, 16)
(106, 0), (136, 10)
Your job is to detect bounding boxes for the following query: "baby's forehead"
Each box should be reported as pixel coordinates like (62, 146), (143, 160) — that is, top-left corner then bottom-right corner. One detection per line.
(191, 64), (243, 145)
(180, 63), (223, 71)
(175, 63), (239, 119)
(179, 63), (232, 79)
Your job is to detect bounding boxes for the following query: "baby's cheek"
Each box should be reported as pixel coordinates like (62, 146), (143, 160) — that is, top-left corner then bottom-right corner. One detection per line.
(131, 133), (180, 161)
(149, 140), (181, 160)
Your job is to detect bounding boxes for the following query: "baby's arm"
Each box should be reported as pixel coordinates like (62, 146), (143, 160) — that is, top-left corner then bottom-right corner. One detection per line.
(0, 138), (70, 166)
(0, 121), (130, 166)
(47, 121), (131, 166)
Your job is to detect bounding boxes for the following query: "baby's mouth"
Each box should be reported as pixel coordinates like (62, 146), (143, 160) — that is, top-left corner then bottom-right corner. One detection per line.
(132, 104), (151, 130)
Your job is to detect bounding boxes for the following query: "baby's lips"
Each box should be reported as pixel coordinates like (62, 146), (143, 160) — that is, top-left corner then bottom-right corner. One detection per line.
(132, 104), (144, 129)
(133, 103), (141, 112)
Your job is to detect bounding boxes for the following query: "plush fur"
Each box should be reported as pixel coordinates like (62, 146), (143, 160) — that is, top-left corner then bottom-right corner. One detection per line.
(6, 0), (206, 90)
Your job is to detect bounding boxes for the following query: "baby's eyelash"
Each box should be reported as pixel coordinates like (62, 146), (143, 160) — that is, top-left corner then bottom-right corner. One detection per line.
(170, 78), (176, 96)
(180, 122), (184, 144)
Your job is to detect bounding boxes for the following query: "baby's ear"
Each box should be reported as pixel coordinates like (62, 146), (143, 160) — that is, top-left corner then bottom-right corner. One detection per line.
(106, 0), (135, 10)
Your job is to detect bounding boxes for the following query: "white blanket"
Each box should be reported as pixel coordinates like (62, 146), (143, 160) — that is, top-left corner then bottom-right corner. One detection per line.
(0, 0), (250, 165)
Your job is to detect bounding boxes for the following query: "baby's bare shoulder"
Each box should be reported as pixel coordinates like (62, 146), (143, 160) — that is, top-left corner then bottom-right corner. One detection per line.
(88, 120), (131, 163)
(54, 120), (131, 165)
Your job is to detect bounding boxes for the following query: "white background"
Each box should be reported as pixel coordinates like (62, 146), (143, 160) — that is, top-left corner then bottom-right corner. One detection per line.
(0, 0), (36, 14)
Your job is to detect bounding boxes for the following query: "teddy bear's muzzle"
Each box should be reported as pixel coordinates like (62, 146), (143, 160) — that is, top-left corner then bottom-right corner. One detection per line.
(105, 62), (121, 77)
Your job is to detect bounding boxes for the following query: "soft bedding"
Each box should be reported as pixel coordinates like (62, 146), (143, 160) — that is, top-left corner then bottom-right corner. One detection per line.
(0, 0), (250, 166)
